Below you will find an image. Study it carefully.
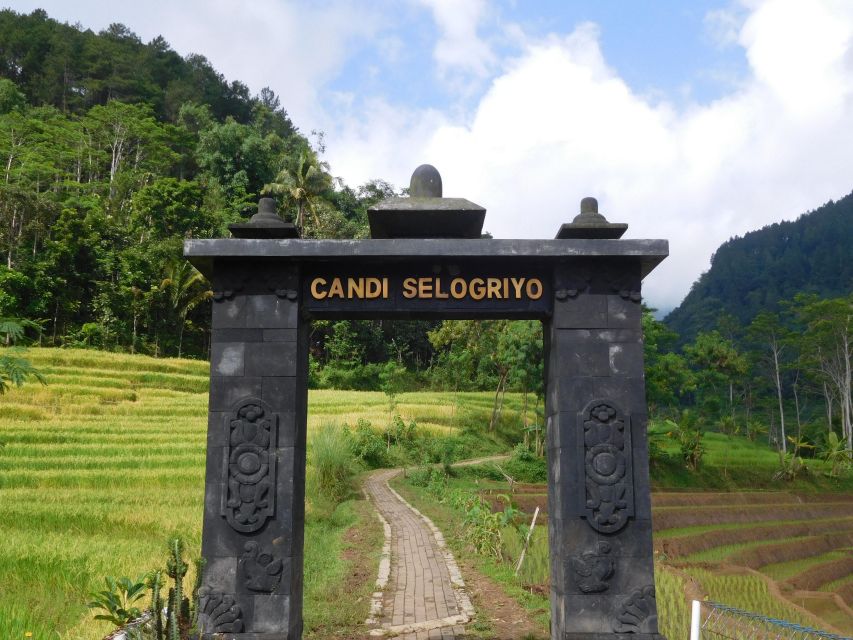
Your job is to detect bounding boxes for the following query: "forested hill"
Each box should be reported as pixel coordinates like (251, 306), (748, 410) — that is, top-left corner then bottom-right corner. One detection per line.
(0, 8), (276, 124)
(0, 9), (393, 359)
(665, 191), (853, 342)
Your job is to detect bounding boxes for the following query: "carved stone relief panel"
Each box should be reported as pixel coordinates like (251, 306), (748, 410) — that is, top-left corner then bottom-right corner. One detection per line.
(578, 400), (634, 533)
(239, 541), (284, 592)
(570, 540), (613, 593)
(198, 587), (243, 633)
(613, 585), (658, 634)
(222, 399), (278, 533)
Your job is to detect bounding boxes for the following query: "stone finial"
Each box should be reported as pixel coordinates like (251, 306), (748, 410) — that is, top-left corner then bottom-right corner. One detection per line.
(229, 196), (300, 239)
(575, 197), (608, 224)
(409, 164), (442, 198)
(251, 197), (284, 224)
(367, 164), (485, 238)
(555, 196), (628, 240)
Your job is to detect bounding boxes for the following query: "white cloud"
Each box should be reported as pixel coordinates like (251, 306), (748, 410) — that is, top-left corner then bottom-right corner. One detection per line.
(325, 0), (853, 311)
(704, 7), (744, 49)
(418, 0), (496, 81)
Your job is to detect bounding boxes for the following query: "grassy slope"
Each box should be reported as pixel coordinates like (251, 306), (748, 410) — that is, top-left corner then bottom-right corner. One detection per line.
(0, 348), (527, 639)
(3, 347), (851, 638)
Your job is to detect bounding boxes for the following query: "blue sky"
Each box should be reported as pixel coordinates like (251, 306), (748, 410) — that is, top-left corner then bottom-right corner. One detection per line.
(5, 1), (853, 312)
(328, 1), (749, 112)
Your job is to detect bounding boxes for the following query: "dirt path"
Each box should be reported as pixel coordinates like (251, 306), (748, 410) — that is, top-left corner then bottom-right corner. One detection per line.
(363, 468), (474, 639)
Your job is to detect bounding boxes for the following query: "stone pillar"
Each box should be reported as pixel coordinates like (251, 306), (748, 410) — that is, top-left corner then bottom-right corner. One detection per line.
(199, 261), (307, 639)
(545, 261), (663, 640)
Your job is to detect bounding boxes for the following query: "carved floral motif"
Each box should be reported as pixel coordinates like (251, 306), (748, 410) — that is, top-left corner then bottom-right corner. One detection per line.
(212, 272), (248, 302)
(570, 541), (613, 593)
(555, 270), (591, 300)
(610, 273), (641, 303)
(264, 272), (299, 300)
(239, 541), (284, 592)
(579, 400), (633, 533)
(222, 401), (277, 533)
(613, 585), (658, 634)
(198, 587), (243, 633)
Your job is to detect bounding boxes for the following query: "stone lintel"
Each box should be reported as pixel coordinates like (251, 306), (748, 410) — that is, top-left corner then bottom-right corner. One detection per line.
(184, 238), (668, 280)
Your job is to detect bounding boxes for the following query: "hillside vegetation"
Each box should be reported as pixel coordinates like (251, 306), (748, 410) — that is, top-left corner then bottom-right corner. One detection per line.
(666, 191), (853, 342)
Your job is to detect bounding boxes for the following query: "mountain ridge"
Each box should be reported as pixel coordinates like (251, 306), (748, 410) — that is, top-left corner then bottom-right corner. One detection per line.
(664, 190), (853, 341)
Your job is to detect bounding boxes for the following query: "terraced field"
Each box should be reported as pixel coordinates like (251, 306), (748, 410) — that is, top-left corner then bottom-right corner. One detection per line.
(0, 348), (526, 640)
(655, 491), (853, 634)
(486, 484), (853, 636)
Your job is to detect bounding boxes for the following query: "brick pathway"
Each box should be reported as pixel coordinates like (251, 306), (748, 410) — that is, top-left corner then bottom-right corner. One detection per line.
(364, 469), (473, 639)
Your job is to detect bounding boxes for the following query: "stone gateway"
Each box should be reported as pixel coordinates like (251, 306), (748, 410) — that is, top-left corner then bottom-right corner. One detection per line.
(185, 165), (668, 639)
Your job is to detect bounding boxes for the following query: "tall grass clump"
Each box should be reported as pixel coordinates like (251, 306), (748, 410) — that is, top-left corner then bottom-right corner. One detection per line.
(308, 423), (357, 507)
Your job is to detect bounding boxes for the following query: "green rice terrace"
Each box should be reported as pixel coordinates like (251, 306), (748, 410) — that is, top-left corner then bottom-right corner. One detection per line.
(1, 348), (851, 639)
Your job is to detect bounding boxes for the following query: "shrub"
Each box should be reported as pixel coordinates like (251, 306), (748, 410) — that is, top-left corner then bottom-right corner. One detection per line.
(349, 418), (388, 468)
(665, 413), (704, 471)
(314, 362), (383, 390)
(504, 443), (547, 483)
(87, 575), (147, 626)
(309, 423), (357, 504)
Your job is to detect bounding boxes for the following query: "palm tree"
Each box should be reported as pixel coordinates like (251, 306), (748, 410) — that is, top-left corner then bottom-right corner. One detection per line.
(0, 317), (45, 393)
(157, 262), (212, 358)
(264, 150), (332, 232)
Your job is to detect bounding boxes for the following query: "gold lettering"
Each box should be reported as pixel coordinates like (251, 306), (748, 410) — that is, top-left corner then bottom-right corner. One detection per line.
(328, 278), (344, 298)
(365, 278), (382, 299)
(418, 277), (433, 298)
(486, 277), (501, 299)
(403, 278), (417, 299)
(510, 277), (524, 298)
(526, 278), (543, 300)
(347, 278), (364, 298)
(450, 278), (467, 298)
(382, 278), (389, 298)
(435, 278), (449, 299)
(469, 277), (485, 300)
(310, 277), (327, 299)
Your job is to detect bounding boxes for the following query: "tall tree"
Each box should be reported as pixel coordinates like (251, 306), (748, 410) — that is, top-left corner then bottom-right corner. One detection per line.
(747, 312), (791, 452)
(792, 294), (853, 452)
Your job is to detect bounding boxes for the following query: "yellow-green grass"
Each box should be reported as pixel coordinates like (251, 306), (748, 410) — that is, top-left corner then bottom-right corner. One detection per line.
(686, 569), (817, 626)
(656, 516), (853, 540)
(820, 572), (853, 592)
(761, 549), (852, 582)
(655, 564), (692, 640)
(0, 348), (526, 639)
(648, 427), (853, 491)
(684, 534), (831, 564)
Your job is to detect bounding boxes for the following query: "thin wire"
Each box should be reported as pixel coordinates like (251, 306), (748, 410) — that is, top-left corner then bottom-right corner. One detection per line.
(699, 601), (852, 640)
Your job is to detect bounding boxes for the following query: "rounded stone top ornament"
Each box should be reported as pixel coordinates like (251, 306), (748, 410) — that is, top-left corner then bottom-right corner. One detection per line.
(252, 197), (283, 223)
(574, 197), (608, 225)
(555, 196), (628, 240)
(367, 163), (484, 238)
(409, 164), (442, 198)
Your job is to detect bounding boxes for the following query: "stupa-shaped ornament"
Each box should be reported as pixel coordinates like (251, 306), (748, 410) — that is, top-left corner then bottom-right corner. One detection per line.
(368, 165), (486, 238)
(229, 197), (299, 239)
(556, 197), (628, 239)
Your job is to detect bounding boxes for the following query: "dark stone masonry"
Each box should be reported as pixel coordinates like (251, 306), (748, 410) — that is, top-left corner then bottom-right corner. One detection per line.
(185, 166), (668, 639)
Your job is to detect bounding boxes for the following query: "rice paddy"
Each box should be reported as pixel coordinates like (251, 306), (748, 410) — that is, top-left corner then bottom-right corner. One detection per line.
(0, 348), (525, 640)
(428, 467), (853, 637)
(655, 491), (853, 635)
(3, 347), (851, 638)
